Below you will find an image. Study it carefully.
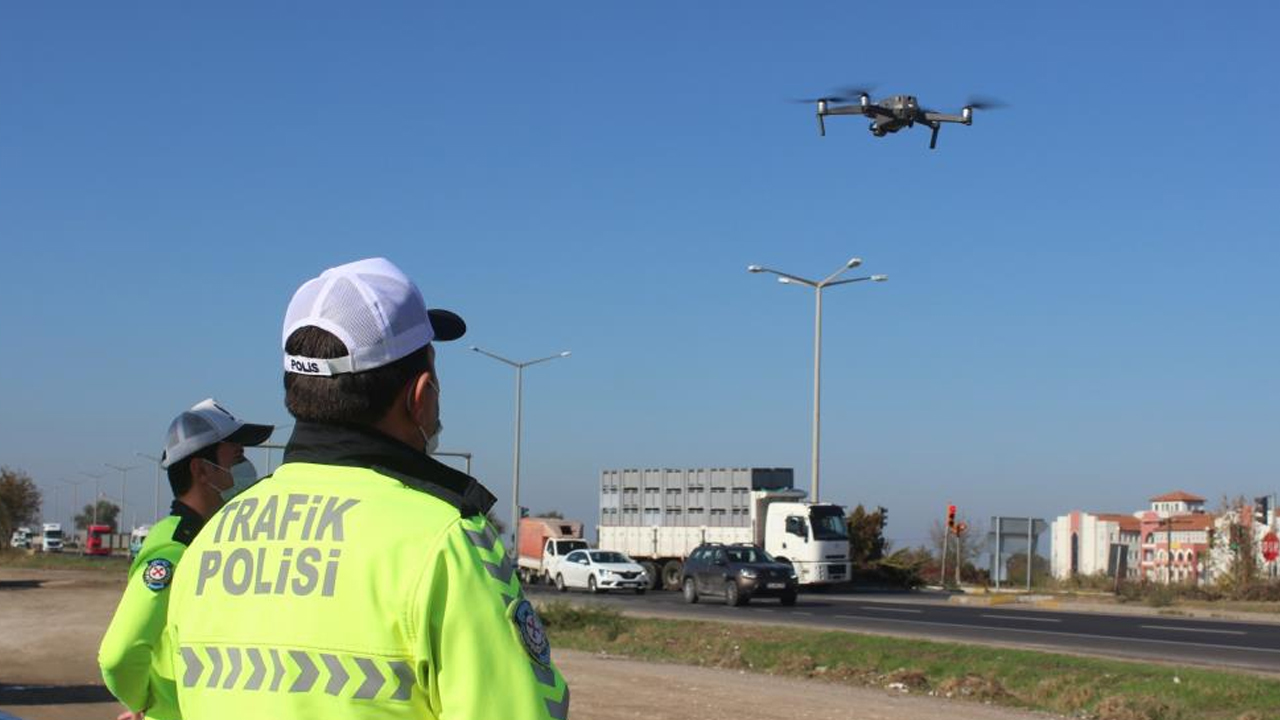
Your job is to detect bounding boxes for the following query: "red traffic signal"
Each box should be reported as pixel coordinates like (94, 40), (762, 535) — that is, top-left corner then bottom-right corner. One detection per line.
(946, 504), (957, 531)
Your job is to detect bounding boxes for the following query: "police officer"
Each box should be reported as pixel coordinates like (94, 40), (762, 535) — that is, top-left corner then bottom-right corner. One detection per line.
(166, 258), (569, 719)
(99, 399), (273, 720)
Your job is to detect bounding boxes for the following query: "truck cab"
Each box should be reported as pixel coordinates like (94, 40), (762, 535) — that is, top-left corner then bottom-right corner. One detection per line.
(85, 525), (113, 556)
(9, 526), (33, 549)
(762, 501), (850, 585)
(41, 523), (64, 553)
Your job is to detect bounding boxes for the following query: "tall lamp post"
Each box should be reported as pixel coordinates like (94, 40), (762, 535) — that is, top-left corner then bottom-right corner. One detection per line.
(79, 471), (104, 527)
(747, 258), (887, 502)
(60, 478), (82, 530)
(105, 463), (139, 533)
(471, 346), (571, 548)
(136, 453), (164, 523)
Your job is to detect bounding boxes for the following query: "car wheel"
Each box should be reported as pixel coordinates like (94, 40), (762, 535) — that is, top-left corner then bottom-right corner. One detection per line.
(725, 581), (747, 606)
(639, 561), (660, 590)
(555, 574), (567, 592)
(588, 575), (600, 594)
(662, 561), (684, 591)
(780, 591), (797, 606)
(683, 578), (699, 604)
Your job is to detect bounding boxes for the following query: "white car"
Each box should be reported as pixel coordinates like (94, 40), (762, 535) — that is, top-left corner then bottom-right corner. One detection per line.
(554, 550), (648, 594)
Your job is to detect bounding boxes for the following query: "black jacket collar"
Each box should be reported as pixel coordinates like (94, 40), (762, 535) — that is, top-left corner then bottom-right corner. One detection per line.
(282, 422), (496, 517)
(169, 499), (205, 546)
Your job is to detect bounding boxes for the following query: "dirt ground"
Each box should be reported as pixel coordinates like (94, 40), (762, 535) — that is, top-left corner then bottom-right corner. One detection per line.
(0, 568), (1048, 720)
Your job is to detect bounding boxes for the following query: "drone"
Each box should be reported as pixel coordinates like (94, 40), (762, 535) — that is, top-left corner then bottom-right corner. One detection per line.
(795, 86), (1004, 149)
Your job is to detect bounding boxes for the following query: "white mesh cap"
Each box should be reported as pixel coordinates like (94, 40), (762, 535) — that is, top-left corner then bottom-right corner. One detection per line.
(161, 399), (274, 469)
(282, 257), (465, 376)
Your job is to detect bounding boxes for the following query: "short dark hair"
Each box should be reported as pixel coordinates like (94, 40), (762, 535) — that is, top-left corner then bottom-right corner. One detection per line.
(167, 443), (221, 497)
(284, 326), (431, 426)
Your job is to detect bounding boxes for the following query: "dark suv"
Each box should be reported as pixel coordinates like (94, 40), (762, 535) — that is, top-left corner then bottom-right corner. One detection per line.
(680, 543), (798, 606)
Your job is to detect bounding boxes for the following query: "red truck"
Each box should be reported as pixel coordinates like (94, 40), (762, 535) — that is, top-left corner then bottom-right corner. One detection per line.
(516, 517), (588, 585)
(84, 525), (113, 556)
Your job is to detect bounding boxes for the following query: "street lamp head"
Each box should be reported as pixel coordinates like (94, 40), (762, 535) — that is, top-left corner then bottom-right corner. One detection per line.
(871, 274), (889, 282)
(777, 277), (793, 284)
(559, 351), (572, 357)
(746, 265), (763, 273)
(846, 257), (863, 269)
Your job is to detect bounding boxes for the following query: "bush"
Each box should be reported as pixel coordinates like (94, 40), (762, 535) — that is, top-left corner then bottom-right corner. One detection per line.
(538, 601), (631, 641)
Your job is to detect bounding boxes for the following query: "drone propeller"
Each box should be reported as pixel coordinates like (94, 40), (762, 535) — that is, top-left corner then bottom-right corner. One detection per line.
(837, 85), (876, 99)
(964, 95), (1008, 110)
(790, 96), (853, 104)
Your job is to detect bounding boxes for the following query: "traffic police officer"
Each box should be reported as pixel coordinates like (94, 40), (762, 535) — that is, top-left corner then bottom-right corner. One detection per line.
(99, 399), (273, 720)
(166, 258), (569, 719)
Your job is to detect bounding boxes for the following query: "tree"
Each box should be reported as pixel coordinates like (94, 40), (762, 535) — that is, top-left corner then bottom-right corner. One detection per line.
(928, 516), (986, 585)
(0, 467), (43, 547)
(845, 505), (889, 567)
(1005, 552), (1051, 587)
(75, 500), (120, 532)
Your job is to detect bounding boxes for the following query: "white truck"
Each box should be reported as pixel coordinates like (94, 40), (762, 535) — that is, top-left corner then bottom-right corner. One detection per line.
(9, 526), (34, 549)
(41, 523), (64, 553)
(516, 517), (590, 585)
(597, 467), (850, 590)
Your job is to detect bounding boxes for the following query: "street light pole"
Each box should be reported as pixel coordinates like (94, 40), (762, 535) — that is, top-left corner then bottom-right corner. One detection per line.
(471, 346), (571, 549)
(136, 453), (164, 523)
(79, 471), (104, 527)
(105, 463), (138, 533)
(60, 479), (81, 530)
(748, 259), (887, 502)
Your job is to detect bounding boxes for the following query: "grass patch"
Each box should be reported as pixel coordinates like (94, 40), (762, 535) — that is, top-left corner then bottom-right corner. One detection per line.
(0, 549), (128, 571)
(538, 601), (1280, 720)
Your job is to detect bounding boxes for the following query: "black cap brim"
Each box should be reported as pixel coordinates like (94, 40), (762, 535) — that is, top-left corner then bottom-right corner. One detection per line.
(429, 309), (466, 342)
(225, 423), (275, 447)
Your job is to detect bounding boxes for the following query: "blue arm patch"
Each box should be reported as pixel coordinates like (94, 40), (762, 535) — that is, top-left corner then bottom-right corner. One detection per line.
(142, 558), (174, 591)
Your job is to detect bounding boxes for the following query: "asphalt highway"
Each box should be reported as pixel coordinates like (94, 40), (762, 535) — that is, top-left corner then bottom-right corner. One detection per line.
(528, 586), (1280, 674)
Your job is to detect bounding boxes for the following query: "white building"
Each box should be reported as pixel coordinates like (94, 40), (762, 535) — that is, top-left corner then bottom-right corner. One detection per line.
(1051, 511), (1141, 581)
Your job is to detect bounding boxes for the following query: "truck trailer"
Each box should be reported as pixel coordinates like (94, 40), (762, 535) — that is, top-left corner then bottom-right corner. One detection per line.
(597, 467), (850, 590)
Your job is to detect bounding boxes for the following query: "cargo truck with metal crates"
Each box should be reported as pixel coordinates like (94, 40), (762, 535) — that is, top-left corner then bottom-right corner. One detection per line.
(597, 467), (850, 590)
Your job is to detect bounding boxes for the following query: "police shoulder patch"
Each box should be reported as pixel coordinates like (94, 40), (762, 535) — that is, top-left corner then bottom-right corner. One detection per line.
(511, 598), (551, 666)
(143, 558), (174, 591)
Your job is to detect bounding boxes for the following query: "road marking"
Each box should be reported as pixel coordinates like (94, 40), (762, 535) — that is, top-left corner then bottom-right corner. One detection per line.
(980, 614), (1062, 623)
(836, 614), (859, 619)
(1140, 625), (1247, 636)
(839, 615), (1278, 654)
(859, 606), (923, 614)
(791, 611), (812, 616)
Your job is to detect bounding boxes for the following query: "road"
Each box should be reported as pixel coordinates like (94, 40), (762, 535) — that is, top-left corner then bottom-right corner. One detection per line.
(528, 586), (1280, 674)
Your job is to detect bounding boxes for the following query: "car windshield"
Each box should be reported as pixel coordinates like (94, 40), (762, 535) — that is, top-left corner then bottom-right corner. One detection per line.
(725, 547), (774, 564)
(589, 551), (629, 564)
(810, 509), (848, 541)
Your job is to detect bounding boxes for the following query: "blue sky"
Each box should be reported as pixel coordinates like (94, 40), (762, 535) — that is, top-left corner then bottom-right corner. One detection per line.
(2, 2), (1276, 549)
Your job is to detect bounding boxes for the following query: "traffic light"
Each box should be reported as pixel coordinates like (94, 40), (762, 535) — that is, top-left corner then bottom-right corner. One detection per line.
(1255, 496), (1271, 526)
(947, 504), (957, 533)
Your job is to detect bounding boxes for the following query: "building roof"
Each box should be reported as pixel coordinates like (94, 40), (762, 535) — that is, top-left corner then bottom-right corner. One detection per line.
(1094, 513), (1142, 532)
(1149, 490), (1206, 503)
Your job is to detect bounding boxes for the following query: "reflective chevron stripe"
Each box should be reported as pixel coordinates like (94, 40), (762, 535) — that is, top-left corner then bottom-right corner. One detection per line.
(461, 519), (522, 607)
(545, 684), (570, 720)
(530, 660), (570, 719)
(179, 645), (415, 702)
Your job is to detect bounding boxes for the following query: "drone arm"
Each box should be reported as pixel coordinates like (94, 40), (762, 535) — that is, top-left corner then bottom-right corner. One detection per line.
(824, 105), (872, 117)
(923, 111), (968, 125)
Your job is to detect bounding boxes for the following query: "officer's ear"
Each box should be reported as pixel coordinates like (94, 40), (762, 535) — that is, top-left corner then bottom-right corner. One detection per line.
(406, 371), (437, 425)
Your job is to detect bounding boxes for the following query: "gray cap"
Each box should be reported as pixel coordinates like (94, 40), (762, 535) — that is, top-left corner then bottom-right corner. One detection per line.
(161, 399), (273, 469)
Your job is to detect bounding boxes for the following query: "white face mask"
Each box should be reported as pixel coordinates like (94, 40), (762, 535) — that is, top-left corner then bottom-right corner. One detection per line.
(421, 420), (443, 455)
(202, 458), (260, 502)
(409, 376), (443, 456)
